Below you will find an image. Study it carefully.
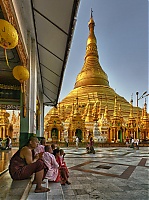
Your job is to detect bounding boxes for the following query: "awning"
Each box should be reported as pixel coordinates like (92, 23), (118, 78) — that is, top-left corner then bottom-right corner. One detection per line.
(31, 0), (80, 106)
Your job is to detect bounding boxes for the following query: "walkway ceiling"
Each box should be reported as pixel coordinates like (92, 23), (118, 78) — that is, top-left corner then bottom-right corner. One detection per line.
(31, 0), (80, 106)
(0, 0), (80, 107)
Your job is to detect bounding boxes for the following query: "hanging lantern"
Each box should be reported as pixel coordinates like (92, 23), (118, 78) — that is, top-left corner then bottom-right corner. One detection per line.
(0, 19), (18, 49)
(0, 19), (18, 66)
(12, 66), (29, 92)
(13, 65), (29, 83)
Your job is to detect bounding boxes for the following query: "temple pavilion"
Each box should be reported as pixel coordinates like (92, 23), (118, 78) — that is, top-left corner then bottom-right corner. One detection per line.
(44, 14), (149, 144)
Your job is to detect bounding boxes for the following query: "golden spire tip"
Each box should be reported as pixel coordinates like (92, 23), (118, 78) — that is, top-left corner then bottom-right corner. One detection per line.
(91, 8), (93, 18)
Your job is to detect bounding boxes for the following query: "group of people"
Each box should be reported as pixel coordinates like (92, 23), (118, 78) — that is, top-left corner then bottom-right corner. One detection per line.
(126, 136), (139, 149)
(9, 136), (70, 193)
(0, 135), (12, 150)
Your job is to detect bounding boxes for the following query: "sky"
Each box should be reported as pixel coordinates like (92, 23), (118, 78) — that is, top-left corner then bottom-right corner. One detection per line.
(45, 0), (148, 115)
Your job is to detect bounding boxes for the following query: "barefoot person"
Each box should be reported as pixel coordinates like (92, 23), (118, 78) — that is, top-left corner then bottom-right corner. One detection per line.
(76, 136), (79, 150)
(42, 145), (59, 182)
(9, 136), (50, 193)
(53, 148), (71, 185)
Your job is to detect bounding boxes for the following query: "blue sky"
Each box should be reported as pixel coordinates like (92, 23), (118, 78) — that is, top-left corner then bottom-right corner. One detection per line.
(45, 0), (148, 115)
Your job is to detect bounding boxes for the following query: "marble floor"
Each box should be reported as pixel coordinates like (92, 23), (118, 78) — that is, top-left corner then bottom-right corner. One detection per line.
(0, 146), (149, 200)
(60, 146), (149, 200)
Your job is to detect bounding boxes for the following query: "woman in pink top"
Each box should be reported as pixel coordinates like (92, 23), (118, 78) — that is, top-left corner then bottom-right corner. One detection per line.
(34, 138), (46, 157)
(42, 145), (59, 182)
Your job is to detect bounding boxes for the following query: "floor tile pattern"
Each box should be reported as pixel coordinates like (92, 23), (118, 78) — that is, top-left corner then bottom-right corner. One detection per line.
(0, 147), (149, 200)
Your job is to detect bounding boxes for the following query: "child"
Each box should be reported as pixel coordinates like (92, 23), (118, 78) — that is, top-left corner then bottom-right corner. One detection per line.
(53, 149), (71, 185)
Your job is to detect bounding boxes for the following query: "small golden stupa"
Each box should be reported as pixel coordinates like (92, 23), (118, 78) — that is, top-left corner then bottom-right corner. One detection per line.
(44, 12), (148, 143)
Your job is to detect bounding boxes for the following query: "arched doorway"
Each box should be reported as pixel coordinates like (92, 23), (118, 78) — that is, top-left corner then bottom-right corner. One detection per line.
(51, 128), (58, 142)
(118, 129), (122, 142)
(75, 129), (82, 142)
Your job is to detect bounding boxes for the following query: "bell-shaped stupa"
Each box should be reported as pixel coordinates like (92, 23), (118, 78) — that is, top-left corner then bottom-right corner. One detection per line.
(46, 11), (142, 129)
(44, 11), (149, 143)
(57, 12), (139, 120)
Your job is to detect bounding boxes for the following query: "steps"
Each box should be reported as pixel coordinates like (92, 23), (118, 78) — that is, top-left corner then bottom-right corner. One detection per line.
(27, 179), (64, 200)
(48, 181), (64, 199)
(5, 177), (33, 200)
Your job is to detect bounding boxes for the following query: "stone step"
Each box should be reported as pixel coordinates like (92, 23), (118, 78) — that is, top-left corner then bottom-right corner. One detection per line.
(27, 179), (64, 200)
(27, 179), (48, 200)
(48, 181), (64, 199)
(5, 177), (33, 200)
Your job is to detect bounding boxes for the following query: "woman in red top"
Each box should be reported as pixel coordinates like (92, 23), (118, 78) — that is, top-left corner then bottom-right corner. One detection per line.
(53, 148), (71, 185)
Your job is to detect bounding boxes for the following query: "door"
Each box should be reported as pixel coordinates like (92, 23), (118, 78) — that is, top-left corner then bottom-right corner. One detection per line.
(75, 129), (82, 142)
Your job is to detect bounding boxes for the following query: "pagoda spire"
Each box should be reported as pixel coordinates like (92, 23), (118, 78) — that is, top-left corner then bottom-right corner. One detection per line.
(142, 98), (148, 120)
(129, 96), (134, 118)
(113, 96), (118, 117)
(91, 8), (93, 18)
(74, 10), (109, 89)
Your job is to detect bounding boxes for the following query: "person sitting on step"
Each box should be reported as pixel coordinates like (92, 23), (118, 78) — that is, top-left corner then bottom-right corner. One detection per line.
(42, 145), (59, 182)
(53, 148), (71, 185)
(9, 136), (50, 193)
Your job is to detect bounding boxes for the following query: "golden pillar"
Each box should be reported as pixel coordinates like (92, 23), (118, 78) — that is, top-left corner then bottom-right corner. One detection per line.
(69, 129), (73, 142)
(109, 129), (112, 142)
(58, 130), (60, 141)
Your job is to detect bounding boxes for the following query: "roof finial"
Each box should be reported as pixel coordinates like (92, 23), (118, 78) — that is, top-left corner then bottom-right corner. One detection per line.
(91, 8), (93, 18)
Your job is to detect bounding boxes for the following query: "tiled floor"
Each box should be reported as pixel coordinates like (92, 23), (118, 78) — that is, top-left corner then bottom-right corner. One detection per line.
(0, 146), (149, 200)
(61, 147), (149, 200)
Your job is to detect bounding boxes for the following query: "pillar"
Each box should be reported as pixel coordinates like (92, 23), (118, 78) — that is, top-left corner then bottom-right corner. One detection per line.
(19, 34), (37, 148)
(108, 129), (111, 142)
(69, 129), (73, 142)
(58, 130), (60, 141)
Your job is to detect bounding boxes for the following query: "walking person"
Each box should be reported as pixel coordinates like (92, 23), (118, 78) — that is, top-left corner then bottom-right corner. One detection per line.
(89, 137), (95, 154)
(130, 138), (134, 148)
(125, 136), (129, 148)
(5, 135), (10, 149)
(76, 136), (79, 150)
(65, 138), (69, 147)
(136, 138), (139, 150)
(8, 136), (12, 149)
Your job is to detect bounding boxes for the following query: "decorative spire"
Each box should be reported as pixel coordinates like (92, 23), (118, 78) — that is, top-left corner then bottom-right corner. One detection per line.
(74, 10), (109, 89)
(60, 104), (66, 121)
(85, 101), (93, 122)
(113, 96), (118, 117)
(104, 105), (109, 120)
(97, 97), (102, 120)
(92, 101), (98, 122)
(70, 102), (74, 117)
(91, 8), (93, 18)
(129, 95), (134, 118)
(118, 104), (122, 117)
(143, 98), (148, 120)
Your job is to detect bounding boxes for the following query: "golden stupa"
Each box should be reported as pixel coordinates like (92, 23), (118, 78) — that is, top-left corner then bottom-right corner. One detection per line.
(44, 13), (148, 143)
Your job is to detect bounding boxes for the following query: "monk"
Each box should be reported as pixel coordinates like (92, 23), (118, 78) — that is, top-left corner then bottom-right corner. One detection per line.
(9, 136), (50, 193)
